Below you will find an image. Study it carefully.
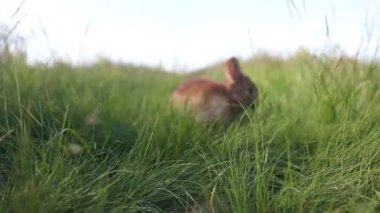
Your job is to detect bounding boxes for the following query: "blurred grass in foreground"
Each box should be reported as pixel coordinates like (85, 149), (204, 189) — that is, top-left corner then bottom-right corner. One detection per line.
(0, 47), (380, 212)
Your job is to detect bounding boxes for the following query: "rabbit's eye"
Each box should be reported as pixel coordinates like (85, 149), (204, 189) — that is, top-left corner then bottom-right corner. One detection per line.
(247, 87), (254, 95)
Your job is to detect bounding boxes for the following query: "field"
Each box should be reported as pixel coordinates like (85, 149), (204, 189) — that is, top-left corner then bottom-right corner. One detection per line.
(1, 50), (380, 212)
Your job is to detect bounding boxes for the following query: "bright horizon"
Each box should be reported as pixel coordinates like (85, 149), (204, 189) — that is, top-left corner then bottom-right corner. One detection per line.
(0, 0), (379, 71)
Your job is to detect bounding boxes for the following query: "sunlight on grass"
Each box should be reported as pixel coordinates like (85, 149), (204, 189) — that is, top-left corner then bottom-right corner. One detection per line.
(0, 48), (380, 212)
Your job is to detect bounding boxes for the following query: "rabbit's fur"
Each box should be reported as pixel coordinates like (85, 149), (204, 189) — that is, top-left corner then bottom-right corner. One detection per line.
(171, 57), (258, 122)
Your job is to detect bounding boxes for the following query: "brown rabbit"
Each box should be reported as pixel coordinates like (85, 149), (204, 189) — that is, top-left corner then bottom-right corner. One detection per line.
(170, 57), (258, 122)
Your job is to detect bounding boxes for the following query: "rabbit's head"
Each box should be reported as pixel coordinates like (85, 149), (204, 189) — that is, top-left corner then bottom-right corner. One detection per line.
(224, 57), (258, 109)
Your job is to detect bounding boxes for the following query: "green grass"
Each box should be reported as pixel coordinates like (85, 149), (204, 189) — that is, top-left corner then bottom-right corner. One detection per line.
(0, 52), (380, 212)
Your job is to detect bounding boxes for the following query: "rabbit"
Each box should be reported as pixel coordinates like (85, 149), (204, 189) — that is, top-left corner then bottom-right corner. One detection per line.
(170, 57), (258, 122)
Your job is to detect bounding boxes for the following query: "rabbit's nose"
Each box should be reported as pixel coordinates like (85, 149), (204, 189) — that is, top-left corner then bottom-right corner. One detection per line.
(250, 100), (257, 109)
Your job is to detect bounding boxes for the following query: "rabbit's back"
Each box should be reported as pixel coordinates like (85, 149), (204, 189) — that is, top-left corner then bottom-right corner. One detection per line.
(170, 79), (237, 121)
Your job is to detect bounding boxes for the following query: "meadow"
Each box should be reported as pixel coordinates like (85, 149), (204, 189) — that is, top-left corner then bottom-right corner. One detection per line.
(0, 49), (380, 212)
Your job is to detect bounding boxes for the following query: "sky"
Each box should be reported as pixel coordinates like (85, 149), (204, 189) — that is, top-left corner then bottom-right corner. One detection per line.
(0, 0), (379, 71)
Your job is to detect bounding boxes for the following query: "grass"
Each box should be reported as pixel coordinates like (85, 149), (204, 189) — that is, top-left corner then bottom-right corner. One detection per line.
(0, 50), (380, 212)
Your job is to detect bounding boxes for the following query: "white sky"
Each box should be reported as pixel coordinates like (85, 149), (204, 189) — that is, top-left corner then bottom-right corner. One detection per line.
(0, 0), (379, 71)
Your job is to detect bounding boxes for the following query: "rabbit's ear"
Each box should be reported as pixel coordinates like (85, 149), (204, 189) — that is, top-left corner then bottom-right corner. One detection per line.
(225, 57), (242, 84)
